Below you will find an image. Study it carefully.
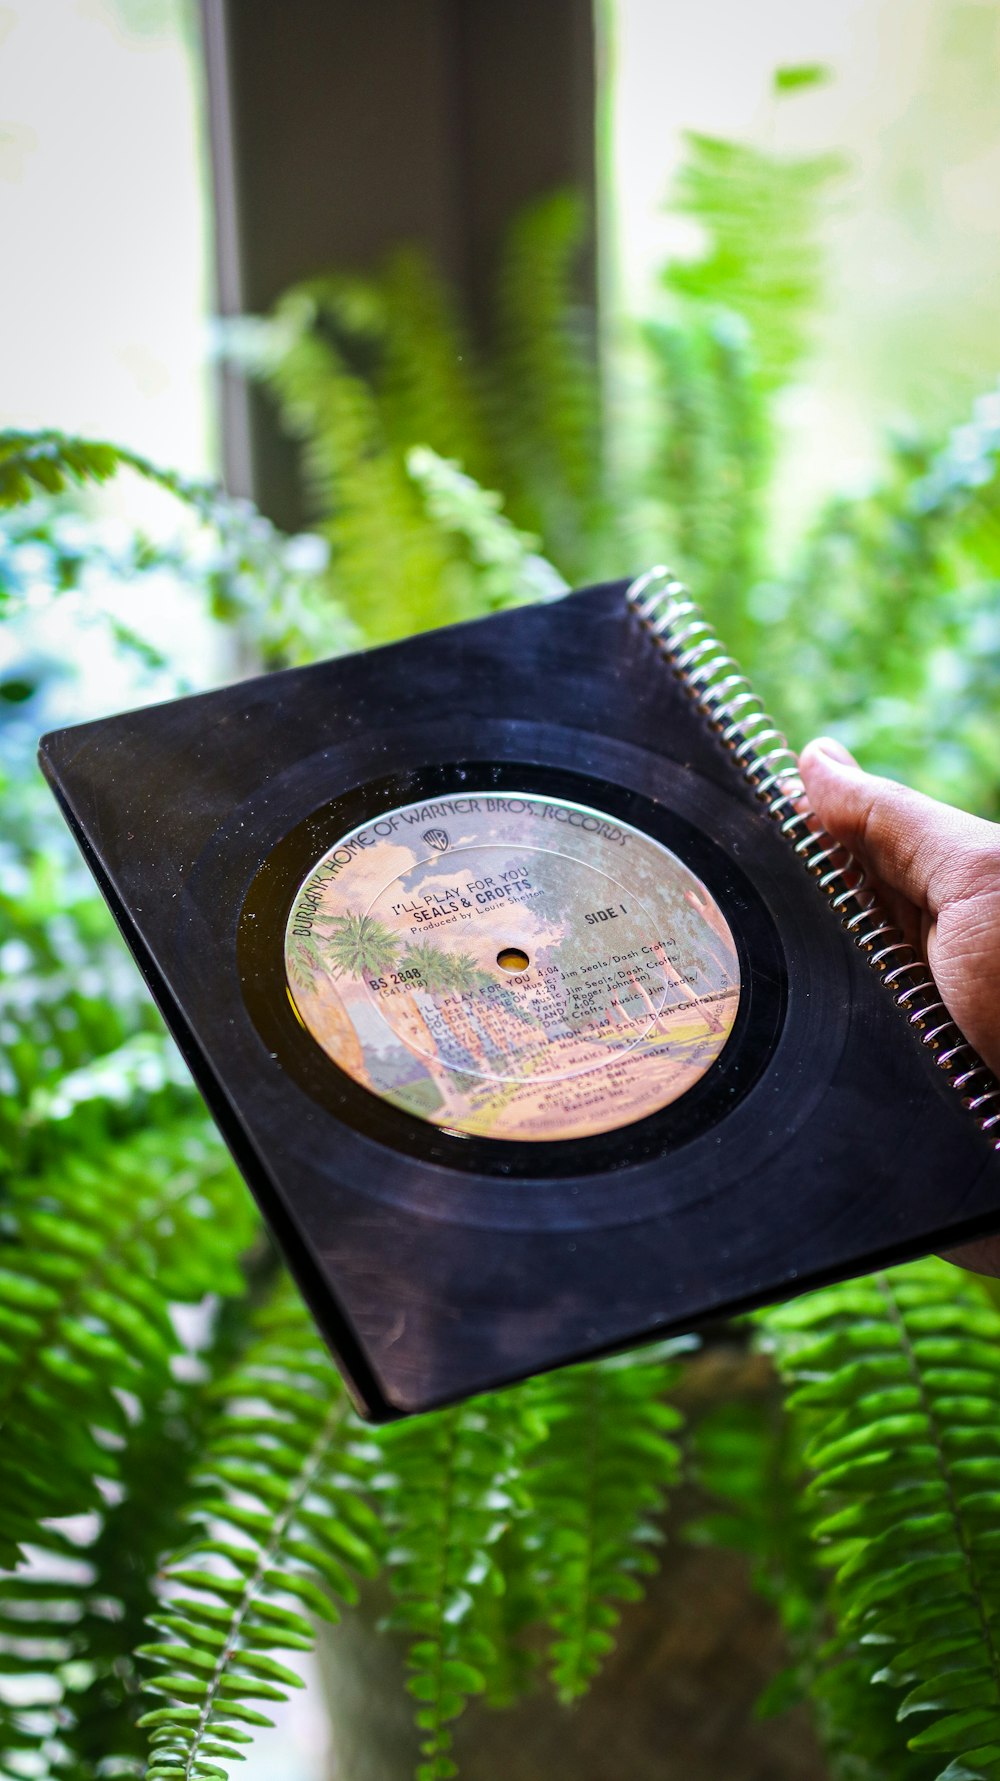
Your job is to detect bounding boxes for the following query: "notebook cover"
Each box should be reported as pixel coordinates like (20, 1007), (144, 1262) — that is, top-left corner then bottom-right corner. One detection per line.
(38, 578), (1000, 1417)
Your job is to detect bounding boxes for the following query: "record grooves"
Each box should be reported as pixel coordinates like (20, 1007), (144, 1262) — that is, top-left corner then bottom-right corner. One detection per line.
(39, 576), (1000, 1416)
(238, 761), (786, 1178)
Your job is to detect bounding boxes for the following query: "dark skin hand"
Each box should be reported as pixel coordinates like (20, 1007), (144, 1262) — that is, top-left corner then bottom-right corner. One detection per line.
(799, 737), (1000, 1279)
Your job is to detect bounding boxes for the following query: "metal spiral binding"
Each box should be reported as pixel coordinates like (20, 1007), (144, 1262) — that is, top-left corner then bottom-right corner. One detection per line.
(627, 565), (1000, 1149)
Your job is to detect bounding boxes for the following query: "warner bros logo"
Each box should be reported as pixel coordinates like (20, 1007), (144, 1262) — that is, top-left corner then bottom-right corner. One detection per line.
(423, 829), (450, 853)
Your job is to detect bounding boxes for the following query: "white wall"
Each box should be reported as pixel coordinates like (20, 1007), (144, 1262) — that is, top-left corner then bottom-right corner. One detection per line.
(605, 0), (1000, 536)
(0, 0), (214, 478)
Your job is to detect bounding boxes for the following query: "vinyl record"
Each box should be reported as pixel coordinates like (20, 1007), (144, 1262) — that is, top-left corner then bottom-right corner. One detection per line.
(237, 761), (787, 1179)
(39, 578), (1000, 1416)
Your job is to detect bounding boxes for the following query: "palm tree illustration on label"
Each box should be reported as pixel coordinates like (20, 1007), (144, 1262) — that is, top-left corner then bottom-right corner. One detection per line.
(399, 941), (489, 1070)
(283, 792), (742, 1140)
(320, 912), (470, 1122)
(285, 928), (371, 1089)
(649, 937), (725, 1036)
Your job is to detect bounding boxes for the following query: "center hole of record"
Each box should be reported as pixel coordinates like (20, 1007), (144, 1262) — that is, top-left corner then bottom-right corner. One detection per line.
(497, 946), (530, 974)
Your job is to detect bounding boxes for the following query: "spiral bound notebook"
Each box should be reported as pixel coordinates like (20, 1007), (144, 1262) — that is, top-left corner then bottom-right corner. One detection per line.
(39, 571), (1000, 1417)
(627, 567), (1000, 1149)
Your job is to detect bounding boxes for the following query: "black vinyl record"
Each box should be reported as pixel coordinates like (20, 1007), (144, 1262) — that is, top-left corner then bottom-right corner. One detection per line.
(237, 760), (787, 1179)
(39, 579), (1000, 1418)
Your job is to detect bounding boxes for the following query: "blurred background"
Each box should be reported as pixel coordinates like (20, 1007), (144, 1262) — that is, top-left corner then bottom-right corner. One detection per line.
(4, 0), (999, 794)
(5, 0), (999, 509)
(2, 3), (999, 1778)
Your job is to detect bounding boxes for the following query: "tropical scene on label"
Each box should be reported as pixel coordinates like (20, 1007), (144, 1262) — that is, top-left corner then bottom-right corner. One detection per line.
(284, 816), (740, 1140)
(12, 12), (1000, 1774)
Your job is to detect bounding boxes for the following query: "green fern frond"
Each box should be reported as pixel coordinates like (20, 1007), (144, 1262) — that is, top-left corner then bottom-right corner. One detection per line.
(663, 131), (842, 393)
(0, 1123), (257, 1777)
(0, 426), (353, 666)
(0, 430), (125, 508)
(465, 1517), (544, 1712)
(246, 196), (610, 610)
(688, 1390), (814, 1615)
(774, 63), (831, 93)
(748, 408), (1000, 819)
(4, 1331), (251, 1781)
(406, 446), (568, 609)
(139, 1276), (380, 1781)
(688, 1383), (927, 1779)
(0, 1523), (104, 1778)
(749, 444), (936, 739)
(643, 314), (769, 651)
(761, 1261), (1000, 1779)
(493, 190), (608, 581)
(248, 281), (381, 526)
(0, 900), (156, 1170)
(522, 1351), (683, 1703)
(259, 284), (467, 642)
(58, 1419), (214, 1776)
(375, 1394), (528, 1780)
(0, 1119), (254, 1567)
(0, 427), (218, 518)
(379, 249), (494, 484)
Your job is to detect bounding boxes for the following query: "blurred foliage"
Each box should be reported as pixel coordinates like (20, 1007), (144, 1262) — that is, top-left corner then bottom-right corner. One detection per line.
(763, 1265), (1000, 1781)
(139, 1278), (381, 1781)
(662, 132), (844, 396)
(2, 78), (1000, 1781)
(228, 189), (612, 641)
(751, 411), (1000, 816)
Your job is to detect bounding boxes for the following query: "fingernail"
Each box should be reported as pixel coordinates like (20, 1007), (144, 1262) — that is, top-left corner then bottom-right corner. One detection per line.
(809, 736), (859, 769)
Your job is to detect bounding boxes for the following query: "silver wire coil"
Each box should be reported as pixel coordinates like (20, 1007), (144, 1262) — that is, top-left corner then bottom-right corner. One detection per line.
(627, 565), (1000, 1150)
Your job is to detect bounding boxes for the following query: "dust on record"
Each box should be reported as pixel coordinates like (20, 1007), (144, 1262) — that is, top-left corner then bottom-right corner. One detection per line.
(284, 793), (741, 1141)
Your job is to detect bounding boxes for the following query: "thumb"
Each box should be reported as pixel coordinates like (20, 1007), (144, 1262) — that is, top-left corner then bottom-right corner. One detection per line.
(798, 738), (997, 917)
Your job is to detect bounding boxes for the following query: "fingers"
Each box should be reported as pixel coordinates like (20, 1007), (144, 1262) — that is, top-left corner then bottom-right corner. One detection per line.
(941, 1235), (1000, 1281)
(798, 738), (999, 916)
(800, 737), (1000, 1078)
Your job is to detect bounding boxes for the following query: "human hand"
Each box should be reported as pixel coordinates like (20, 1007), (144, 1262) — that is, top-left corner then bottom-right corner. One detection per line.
(798, 737), (1000, 1279)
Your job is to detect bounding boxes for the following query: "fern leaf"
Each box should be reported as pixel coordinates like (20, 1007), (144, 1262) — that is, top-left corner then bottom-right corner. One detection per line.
(762, 1261), (1000, 1779)
(244, 195), (611, 610)
(774, 63), (831, 94)
(746, 409), (1000, 819)
(257, 283), (468, 643)
(464, 1522), (543, 1713)
(0, 1124), (257, 1775)
(0, 777), (159, 1164)
(0, 427), (205, 517)
(3, 1336), (249, 1781)
(0, 1118), (254, 1564)
(0, 1525), (101, 1779)
(642, 116), (840, 661)
(0, 430), (124, 508)
(379, 248), (495, 485)
(663, 131), (842, 393)
(493, 190), (608, 581)
(375, 1392), (529, 1780)
(139, 1276), (379, 1781)
(406, 446), (568, 610)
(521, 1350), (683, 1703)
(643, 313), (769, 652)
(0, 426), (354, 667)
(689, 1379), (929, 1779)
(689, 1389), (814, 1612)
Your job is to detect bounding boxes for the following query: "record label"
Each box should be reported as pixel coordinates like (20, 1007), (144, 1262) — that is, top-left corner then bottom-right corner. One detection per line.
(284, 793), (741, 1141)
